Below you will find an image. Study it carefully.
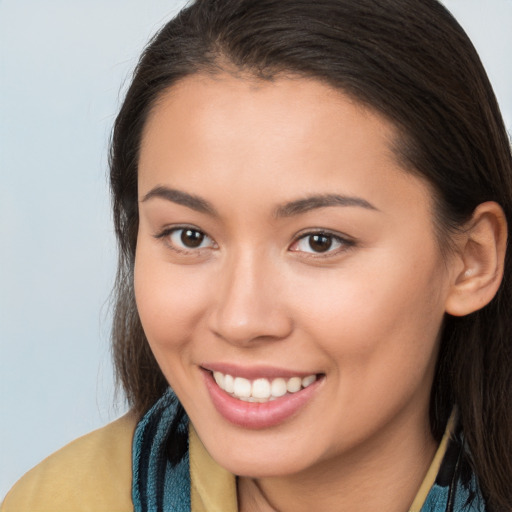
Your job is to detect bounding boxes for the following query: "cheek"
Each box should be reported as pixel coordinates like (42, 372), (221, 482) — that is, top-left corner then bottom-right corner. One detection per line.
(133, 243), (208, 354)
(292, 246), (448, 377)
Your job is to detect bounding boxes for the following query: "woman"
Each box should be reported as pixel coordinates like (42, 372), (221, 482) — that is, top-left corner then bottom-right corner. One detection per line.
(3, 0), (511, 510)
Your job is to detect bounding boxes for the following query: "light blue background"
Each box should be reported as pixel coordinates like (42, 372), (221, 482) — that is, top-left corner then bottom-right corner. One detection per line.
(1, 0), (511, 499)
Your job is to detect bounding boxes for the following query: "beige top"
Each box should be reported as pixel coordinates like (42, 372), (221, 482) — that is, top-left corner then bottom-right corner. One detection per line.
(1, 413), (136, 512)
(2, 413), (455, 511)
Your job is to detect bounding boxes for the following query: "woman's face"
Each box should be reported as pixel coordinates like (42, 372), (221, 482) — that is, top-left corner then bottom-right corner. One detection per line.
(135, 73), (456, 478)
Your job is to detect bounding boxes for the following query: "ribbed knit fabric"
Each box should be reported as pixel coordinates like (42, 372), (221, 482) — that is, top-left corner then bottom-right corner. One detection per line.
(132, 389), (190, 512)
(132, 389), (487, 512)
(420, 425), (487, 512)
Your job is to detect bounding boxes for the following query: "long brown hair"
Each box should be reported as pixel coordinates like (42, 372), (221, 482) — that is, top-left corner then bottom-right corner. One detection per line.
(109, 1), (512, 508)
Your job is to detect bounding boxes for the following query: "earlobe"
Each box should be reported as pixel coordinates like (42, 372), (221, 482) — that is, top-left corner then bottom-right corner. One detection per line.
(445, 202), (508, 317)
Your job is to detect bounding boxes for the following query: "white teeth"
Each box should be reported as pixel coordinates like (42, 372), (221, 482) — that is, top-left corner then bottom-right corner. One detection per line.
(233, 377), (251, 398)
(213, 371), (224, 387)
(270, 378), (287, 397)
(212, 371), (318, 402)
(224, 374), (234, 393)
(252, 378), (271, 399)
(286, 377), (302, 393)
(302, 375), (316, 388)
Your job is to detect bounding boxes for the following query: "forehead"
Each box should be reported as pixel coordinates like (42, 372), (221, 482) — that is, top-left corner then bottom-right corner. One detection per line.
(142, 72), (396, 150)
(138, 72), (430, 215)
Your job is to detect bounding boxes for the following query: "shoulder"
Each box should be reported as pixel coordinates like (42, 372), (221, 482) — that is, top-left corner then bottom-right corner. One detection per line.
(1, 412), (137, 512)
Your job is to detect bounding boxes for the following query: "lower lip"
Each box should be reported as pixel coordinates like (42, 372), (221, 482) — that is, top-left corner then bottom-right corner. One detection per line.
(203, 370), (323, 429)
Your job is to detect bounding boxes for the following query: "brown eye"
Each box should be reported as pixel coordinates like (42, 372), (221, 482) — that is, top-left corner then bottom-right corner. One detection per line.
(290, 231), (350, 256)
(181, 229), (205, 248)
(163, 227), (215, 251)
(308, 234), (333, 252)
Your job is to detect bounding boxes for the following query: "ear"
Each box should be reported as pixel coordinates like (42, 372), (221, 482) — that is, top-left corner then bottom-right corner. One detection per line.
(445, 201), (508, 317)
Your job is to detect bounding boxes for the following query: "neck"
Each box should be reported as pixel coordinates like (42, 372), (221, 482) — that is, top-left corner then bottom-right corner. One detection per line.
(238, 410), (437, 512)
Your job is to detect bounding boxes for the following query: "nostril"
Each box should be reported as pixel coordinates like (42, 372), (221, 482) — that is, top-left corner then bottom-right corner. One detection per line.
(208, 311), (293, 346)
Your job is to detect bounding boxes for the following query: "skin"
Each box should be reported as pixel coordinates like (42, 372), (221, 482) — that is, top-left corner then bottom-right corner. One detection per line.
(135, 73), (461, 512)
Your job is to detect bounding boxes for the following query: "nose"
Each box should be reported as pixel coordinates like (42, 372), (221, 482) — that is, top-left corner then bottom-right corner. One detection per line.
(207, 251), (293, 346)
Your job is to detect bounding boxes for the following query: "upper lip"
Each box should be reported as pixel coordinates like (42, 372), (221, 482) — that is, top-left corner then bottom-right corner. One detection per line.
(201, 363), (320, 380)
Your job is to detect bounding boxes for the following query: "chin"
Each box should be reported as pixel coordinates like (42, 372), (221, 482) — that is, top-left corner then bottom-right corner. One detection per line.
(219, 452), (312, 479)
(199, 426), (324, 478)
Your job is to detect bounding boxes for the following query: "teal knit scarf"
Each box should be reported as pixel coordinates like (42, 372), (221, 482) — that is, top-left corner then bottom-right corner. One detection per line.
(132, 389), (487, 512)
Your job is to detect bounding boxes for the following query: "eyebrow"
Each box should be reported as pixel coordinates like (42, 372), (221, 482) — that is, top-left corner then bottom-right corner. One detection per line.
(141, 186), (218, 216)
(141, 186), (377, 218)
(274, 194), (378, 217)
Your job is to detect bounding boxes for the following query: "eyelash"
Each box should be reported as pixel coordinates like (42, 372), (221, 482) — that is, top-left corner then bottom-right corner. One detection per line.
(290, 230), (355, 257)
(154, 226), (217, 254)
(154, 226), (355, 257)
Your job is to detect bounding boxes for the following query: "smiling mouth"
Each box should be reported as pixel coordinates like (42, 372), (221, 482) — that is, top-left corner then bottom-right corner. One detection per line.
(211, 371), (319, 403)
